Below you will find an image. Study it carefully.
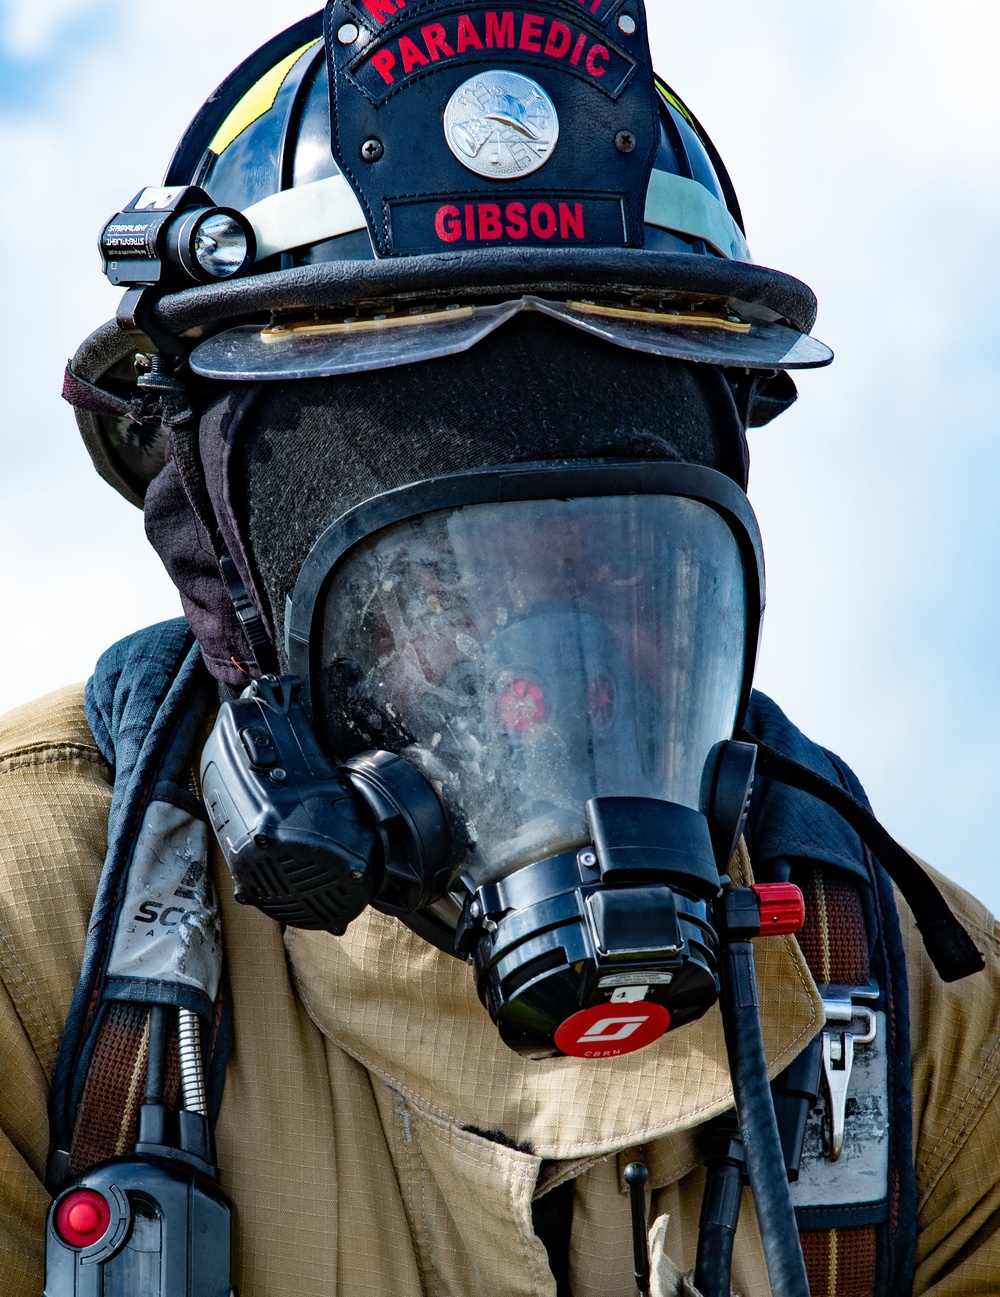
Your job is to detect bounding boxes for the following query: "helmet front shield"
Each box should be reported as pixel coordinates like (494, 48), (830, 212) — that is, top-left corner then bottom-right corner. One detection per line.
(188, 293), (832, 381)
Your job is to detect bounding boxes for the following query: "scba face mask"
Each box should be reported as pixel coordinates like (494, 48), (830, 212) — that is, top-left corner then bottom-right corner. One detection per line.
(200, 458), (786, 1060)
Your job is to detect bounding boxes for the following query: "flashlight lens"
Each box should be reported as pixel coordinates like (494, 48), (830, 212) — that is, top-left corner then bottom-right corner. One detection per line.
(192, 212), (250, 278)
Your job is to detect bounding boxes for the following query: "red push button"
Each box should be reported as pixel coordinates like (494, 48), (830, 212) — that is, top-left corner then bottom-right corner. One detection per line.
(752, 883), (806, 936)
(55, 1190), (112, 1249)
(555, 1003), (670, 1058)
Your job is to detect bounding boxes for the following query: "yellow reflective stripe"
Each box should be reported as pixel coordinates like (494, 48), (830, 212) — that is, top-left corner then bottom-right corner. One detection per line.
(655, 80), (697, 130)
(209, 40), (319, 156)
(261, 307), (475, 342)
(566, 301), (751, 333)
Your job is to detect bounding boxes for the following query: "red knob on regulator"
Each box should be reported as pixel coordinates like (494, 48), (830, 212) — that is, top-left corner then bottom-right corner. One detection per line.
(751, 883), (806, 936)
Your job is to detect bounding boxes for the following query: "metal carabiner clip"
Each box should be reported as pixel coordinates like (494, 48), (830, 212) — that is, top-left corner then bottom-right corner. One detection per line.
(820, 996), (878, 1161)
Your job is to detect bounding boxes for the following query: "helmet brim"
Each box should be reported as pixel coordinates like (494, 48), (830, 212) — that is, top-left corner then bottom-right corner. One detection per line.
(157, 246), (821, 342)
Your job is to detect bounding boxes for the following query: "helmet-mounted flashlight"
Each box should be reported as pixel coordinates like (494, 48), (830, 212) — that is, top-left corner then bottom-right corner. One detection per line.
(99, 186), (256, 289)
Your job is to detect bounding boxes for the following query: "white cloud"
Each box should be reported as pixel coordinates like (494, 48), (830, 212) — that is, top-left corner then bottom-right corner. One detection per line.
(0, 0), (103, 57)
(650, 2), (1000, 904)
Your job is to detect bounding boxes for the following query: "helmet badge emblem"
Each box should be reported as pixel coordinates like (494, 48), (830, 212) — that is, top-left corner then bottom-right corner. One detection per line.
(444, 71), (559, 180)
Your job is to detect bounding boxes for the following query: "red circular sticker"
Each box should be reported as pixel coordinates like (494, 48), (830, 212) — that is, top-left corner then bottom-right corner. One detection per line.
(56, 1190), (112, 1249)
(497, 679), (545, 732)
(554, 1003), (671, 1058)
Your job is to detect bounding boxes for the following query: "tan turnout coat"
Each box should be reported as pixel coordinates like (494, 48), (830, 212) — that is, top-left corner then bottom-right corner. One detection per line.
(1, 685), (1000, 1294)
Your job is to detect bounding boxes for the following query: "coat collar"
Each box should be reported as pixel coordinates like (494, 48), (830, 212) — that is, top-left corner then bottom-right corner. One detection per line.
(284, 846), (823, 1161)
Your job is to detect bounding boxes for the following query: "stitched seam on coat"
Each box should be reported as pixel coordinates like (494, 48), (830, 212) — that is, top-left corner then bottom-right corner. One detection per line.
(417, 1119), (551, 1296)
(0, 927), (60, 1076)
(292, 977), (457, 1124)
(418, 1135), (441, 1297)
(917, 1033), (1000, 1205)
(535, 1156), (601, 1198)
(396, 1093), (430, 1295)
(397, 1093), (441, 1297)
(415, 1117), (542, 1297)
(413, 1106), (540, 1168)
(291, 936), (822, 1155)
(516, 1164), (557, 1296)
(0, 744), (106, 774)
(395, 1095), (417, 1236)
(418, 1121), (537, 1181)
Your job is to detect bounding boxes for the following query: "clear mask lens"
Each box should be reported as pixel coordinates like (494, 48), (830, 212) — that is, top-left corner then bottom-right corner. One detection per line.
(314, 494), (749, 889)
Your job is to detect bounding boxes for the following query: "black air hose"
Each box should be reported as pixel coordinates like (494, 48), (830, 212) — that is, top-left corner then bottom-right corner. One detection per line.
(719, 933), (811, 1297)
(694, 1117), (745, 1297)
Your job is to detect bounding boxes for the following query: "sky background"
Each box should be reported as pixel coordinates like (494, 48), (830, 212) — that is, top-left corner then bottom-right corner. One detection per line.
(1, 1), (999, 910)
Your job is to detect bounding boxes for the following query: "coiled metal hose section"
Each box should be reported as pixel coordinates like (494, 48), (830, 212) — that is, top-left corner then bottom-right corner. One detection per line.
(177, 1008), (207, 1116)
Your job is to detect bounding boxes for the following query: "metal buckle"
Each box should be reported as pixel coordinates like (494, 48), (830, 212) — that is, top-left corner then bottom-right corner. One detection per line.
(820, 984), (879, 1162)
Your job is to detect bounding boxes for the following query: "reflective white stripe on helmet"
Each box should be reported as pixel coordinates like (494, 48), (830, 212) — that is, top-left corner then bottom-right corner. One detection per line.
(242, 169), (752, 263)
(644, 170), (752, 262)
(244, 176), (367, 260)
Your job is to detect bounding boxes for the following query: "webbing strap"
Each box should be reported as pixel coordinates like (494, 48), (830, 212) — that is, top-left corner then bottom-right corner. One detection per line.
(795, 866), (877, 1297)
(800, 1226), (876, 1297)
(745, 690), (915, 1296)
(67, 1004), (179, 1176)
(66, 990), (229, 1179)
(49, 620), (232, 1191)
(797, 868), (870, 988)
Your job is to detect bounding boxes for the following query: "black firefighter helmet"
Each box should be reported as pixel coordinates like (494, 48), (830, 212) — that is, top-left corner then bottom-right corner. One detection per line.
(68, 1), (832, 506)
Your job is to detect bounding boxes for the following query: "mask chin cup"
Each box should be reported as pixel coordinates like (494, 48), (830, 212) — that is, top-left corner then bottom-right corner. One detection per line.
(199, 675), (450, 935)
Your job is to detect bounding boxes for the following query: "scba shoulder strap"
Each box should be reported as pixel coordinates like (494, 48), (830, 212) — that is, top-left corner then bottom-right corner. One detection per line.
(745, 692), (916, 1297)
(44, 620), (236, 1294)
(48, 617), (231, 1185)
